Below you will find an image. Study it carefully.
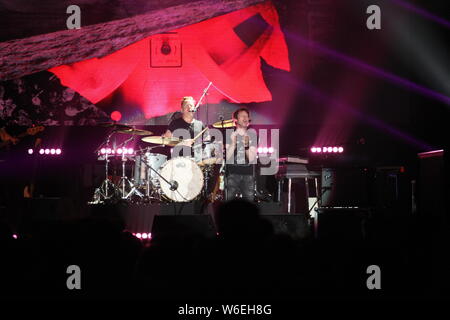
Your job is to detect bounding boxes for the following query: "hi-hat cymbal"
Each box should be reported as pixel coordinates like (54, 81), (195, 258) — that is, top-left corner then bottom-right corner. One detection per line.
(116, 128), (153, 135)
(212, 119), (234, 128)
(142, 136), (182, 146)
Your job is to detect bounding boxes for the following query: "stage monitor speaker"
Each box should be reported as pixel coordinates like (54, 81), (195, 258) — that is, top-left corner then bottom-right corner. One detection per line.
(151, 215), (216, 240)
(260, 214), (311, 240)
(315, 208), (369, 242)
(321, 167), (370, 207)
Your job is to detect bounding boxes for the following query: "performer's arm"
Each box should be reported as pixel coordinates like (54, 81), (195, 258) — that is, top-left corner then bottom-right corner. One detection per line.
(163, 129), (172, 138)
(226, 132), (237, 161)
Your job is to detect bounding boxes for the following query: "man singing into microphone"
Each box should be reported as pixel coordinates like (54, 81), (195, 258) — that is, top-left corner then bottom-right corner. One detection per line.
(164, 96), (206, 161)
(225, 107), (257, 201)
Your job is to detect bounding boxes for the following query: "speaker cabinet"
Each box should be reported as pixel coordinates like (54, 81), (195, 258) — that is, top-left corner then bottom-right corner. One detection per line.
(321, 167), (370, 207)
(151, 215), (216, 240)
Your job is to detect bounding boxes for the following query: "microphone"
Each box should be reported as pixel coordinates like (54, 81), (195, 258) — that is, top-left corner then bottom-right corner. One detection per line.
(218, 115), (224, 121)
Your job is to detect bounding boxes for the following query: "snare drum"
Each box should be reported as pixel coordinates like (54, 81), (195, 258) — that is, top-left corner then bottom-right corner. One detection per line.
(158, 157), (204, 202)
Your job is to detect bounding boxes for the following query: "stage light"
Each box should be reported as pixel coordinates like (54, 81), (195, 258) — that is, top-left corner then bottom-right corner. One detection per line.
(263, 147), (268, 153)
(316, 147), (322, 153)
(117, 148), (123, 154)
(136, 233), (142, 239)
(338, 147), (343, 153)
(268, 147), (274, 154)
(106, 148), (112, 154)
(257, 147), (263, 153)
(333, 147), (338, 153)
(327, 147), (333, 152)
(128, 148), (134, 155)
(50, 149), (56, 154)
(311, 147), (316, 153)
(12, 234), (18, 239)
(100, 148), (106, 154)
(39, 149), (44, 154)
(142, 233), (148, 239)
(44, 149), (50, 154)
(28, 149), (33, 155)
(56, 149), (62, 155)
(111, 111), (122, 122)
(148, 233), (151, 239)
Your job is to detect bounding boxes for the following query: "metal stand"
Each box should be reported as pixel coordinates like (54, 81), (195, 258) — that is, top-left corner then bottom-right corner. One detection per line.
(117, 137), (144, 200)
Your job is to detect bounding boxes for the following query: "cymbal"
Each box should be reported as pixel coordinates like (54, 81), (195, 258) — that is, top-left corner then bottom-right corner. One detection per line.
(212, 119), (234, 128)
(97, 122), (131, 129)
(116, 128), (153, 135)
(142, 136), (182, 146)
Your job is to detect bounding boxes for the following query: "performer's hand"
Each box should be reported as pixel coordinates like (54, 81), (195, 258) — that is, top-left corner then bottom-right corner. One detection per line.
(230, 132), (238, 146)
(178, 139), (194, 147)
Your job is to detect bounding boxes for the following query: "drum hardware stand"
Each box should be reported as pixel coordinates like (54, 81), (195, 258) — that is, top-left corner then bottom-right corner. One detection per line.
(90, 131), (121, 203)
(117, 136), (144, 200)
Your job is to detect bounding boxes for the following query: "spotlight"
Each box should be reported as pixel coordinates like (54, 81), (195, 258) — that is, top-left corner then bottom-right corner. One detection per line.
(311, 147), (317, 153)
(257, 147), (263, 153)
(316, 147), (322, 153)
(128, 148), (134, 155)
(44, 149), (50, 154)
(338, 147), (344, 153)
(268, 147), (274, 154)
(50, 148), (56, 155)
(142, 233), (148, 239)
(117, 148), (123, 154)
(28, 149), (33, 155)
(136, 233), (142, 239)
(263, 147), (268, 154)
(39, 149), (44, 155)
(106, 148), (112, 154)
(56, 149), (62, 155)
(100, 148), (106, 154)
(333, 147), (338, 153)
(327, 147), (333, 152)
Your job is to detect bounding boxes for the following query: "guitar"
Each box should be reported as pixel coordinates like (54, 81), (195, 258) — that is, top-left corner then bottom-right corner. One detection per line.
(0, 126), (45, 149)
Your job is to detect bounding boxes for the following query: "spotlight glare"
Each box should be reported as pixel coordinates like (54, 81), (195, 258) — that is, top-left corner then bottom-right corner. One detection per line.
(338, 147), (344, 153)
(323, 147), (327, 153)
(128, 148), (134, 155)
(56, 149), (61, 155)
(311, 147), (316, 153)
(268, 147), (274, 154)
(44, 149), (50, 154)
(316, 147), (322, 153)
(106, 148), (112, 154)
(257, 147), (263, 153)
(327, 147), (333, 152)
(136, 233), (142, 239)
(28, 149), (33, 155)
(101, 148), (106, 154)
(148, 233), (152, 239)
(263, 147), (268, 153)
(50, 148), (56, 154)
(142, 233), (148, 239)
(117, 148), (123, 154)
(39, 149), (44, 155)
(333, 147), (338, 153)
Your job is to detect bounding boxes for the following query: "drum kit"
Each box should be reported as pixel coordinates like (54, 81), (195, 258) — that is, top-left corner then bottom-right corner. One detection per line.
(90, 119), (232, 204)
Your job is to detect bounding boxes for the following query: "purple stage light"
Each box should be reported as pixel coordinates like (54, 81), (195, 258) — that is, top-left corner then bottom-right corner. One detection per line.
(311, 147), (317, 153)
(128, 148), (134, 155)
(333, 147), (338, 153)
(44, 149), (50, 154)
(50, 149), (56, 155)
(39, 149), (44, 155)
(338, 147), (344, 153)
(257, 147), (263, 153)
(117, 148), (123, 154)
(56, 149), (61, 155)
(28, 149), (33, 155)
(100, 148), (106, 154)
(268, 147), (274, 154)
(263, 147), (268, 153)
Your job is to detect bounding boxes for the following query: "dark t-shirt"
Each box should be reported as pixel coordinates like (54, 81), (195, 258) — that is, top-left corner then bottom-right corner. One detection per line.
(226, 132), (255, 175)
(168, 117), (205, 159)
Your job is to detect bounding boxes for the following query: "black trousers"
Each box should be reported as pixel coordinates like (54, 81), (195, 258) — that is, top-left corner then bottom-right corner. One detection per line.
(226, 173), (255, 201)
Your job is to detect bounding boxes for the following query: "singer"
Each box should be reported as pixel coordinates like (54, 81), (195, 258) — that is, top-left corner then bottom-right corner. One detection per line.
(164, 96), (206, 160)
(225, 107), (257, 201)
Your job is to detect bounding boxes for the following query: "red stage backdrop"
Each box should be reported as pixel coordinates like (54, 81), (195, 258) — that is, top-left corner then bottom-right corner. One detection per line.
(49, 1), (290, 119)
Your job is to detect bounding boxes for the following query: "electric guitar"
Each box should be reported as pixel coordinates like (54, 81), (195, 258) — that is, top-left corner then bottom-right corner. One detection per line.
(0, 126), (45, 149)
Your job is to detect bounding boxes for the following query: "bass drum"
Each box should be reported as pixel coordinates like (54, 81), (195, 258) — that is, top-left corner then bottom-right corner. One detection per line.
(158, 157), (204, 202)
